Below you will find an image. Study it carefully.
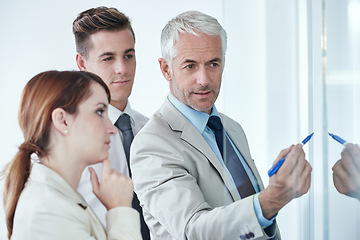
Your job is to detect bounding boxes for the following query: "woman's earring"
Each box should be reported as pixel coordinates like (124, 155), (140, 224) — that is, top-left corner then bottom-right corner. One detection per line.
(64, 130), (68, 134)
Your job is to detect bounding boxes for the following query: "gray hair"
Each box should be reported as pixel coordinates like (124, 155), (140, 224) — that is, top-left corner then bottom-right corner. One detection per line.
(160, 11), (227, 67)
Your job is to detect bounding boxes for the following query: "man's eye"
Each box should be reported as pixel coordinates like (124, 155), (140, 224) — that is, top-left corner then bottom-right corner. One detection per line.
(103, 57), (113, 61)
(185, 64), (194, 69)
(125, 54), (134, 59)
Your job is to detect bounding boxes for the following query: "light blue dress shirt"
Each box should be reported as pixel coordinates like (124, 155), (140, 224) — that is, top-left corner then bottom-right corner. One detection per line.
(168, 93), (274, 228)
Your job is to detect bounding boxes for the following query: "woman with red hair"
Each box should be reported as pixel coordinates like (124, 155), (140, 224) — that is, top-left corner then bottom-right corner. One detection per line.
(3, 71), (141, 240)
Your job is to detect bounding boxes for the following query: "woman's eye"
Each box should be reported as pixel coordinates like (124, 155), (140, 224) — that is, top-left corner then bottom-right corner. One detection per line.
(96, 109), (105, 116)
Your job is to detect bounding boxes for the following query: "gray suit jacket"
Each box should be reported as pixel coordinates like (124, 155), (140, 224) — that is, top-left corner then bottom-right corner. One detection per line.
(131, 98), (280, 240)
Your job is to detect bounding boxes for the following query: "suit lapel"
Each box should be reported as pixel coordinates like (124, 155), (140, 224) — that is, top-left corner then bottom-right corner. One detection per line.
(222, 115), (265, 191)
(160, 99), (241, 200)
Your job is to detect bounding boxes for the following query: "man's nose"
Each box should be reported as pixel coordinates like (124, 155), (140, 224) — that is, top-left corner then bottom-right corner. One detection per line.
(196, 67), (210, 86)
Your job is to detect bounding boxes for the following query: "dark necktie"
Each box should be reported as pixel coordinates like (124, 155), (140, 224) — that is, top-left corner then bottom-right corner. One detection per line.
(207, 116), (256, 198)
(114, 113), (134, 173)
(114, 113), (150, 240)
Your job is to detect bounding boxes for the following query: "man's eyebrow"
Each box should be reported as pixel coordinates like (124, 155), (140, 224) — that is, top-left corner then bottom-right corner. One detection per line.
(125, 48), (135, 54)
(98, 48), (135, 58)
(99, 52), (114, 58)
(182, 58), (222, 64)
(209, 57), (222, 62)
(183, 59), (196, 64)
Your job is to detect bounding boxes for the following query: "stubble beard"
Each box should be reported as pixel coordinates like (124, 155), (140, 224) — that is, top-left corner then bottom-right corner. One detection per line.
(185, 87), (220, 113)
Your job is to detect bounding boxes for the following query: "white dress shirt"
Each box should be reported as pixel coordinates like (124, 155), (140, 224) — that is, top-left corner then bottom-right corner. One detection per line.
(77, 102), (148, 226)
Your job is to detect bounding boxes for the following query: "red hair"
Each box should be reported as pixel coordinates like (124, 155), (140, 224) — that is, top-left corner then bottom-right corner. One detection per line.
(2, 70), (110, 238)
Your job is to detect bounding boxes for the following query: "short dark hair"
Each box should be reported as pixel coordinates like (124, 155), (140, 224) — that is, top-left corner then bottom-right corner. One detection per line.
(73, 6), (135, 58)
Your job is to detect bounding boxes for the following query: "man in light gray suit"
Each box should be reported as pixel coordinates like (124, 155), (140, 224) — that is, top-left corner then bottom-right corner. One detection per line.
(130, 11), (312, 240)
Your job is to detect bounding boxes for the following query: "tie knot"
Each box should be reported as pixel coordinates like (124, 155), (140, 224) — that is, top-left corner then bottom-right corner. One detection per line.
(207, 116), (223, 131)
(115, 113), (132, 132)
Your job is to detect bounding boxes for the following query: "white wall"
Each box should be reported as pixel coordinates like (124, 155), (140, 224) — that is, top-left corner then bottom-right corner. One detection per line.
(0, 0), (224, 172)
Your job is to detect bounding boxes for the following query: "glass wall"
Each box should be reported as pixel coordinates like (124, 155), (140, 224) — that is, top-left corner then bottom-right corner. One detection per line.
(222, 0), (360, 239)
(222, 1), (312, 239)
(325, 0), (360, 239)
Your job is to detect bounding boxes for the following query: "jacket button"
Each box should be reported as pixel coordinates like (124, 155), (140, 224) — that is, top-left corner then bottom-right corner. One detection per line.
(240, 232), (255, 239)
(246, 232), (255, 238)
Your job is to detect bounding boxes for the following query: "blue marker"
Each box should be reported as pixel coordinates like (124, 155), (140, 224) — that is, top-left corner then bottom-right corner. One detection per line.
(268, 133), (314, 177)
(328, 133), (347, 145)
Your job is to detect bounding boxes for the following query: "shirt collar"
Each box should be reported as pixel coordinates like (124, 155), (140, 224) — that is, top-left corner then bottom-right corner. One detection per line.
(108, 102), (134, 125)
(168, 92), (220, 134)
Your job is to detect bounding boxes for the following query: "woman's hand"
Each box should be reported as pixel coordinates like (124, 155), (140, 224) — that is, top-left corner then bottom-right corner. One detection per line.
(89, 159), (134, 209)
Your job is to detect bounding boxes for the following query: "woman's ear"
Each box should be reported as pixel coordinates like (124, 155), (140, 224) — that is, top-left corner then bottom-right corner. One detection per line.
(51, 108), (71, 135)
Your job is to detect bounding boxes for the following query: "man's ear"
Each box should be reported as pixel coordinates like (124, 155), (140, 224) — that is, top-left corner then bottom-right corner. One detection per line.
(51, 108), (71, 135)
(222, 55), (226, 72)
(76, 53), (87, 71)
(158, 58), (172, 81)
